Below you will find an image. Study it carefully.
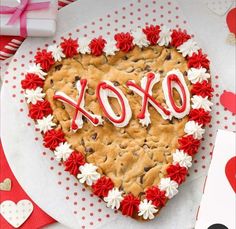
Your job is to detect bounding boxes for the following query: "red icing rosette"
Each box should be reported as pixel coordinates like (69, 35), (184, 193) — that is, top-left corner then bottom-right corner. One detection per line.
(170, 29), (191, 47)
(189, 108), (212, 126)
(191, 80), (214, 98)
(178, 135), (200, 156)
(166, 163), (188, 185)
(64, 151), (85, 176)
(28, 100), (52, 119)
(188, 50), (210, 69)
(43, 129), (66, 150)
(143, 25), (161, 45)
(145, 186), (167, 207)
(92, 176), (114, 197)
(34, 49), (55, 71)
(89, 36), (106, 56)
(114, 32), (134, 52)
(120, 194), (140, 217)
(21, 73), (44, 90)
(60, 38), (78, 58)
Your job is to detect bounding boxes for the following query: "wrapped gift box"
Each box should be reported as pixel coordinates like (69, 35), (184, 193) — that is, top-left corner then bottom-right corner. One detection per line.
(0, 0), (57, 37)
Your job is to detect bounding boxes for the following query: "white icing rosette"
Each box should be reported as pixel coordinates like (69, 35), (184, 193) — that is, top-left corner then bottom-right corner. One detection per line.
(54, 142), (73, 162)
(77, 163), (101, 186)
(104, 188), (123, 210)
(103, 38), (119, 56)
(184, 120), (205, 139)
(24, 87), (45, 104)
(131, 28), (150, 48)
(159, 178), (179, 199)
(187, 67), (210, 84)
(178, 39), (199, 57)
(158, 26), (172, 46)
(172, 149), (192, 168)
(27, 64), (47, 79)
(35, 115), (56, 133)
(191, 95), (213, 111)
(77, 37), (91, 54)
(138, 199), (158, 220)
(47, 44), (65, 61)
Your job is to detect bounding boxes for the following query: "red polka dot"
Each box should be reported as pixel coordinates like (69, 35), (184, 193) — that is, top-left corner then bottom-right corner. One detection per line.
(224, 126), (228, 129)
(90, 212), (93, 216)
(74, 182), (78, 186)
(74, 202), (77, 205)
(58, 181), (61, 185)
(58, 172), (62, 175)
(5, 80), (8, 84)
(106, 214), (110, 218)
(82, 198), (86, 201)
(27, 122), (31, 126)
(194, 159), (198, 163)
(50, 166), (54, 170)
(98, 218), (102, 222)
(66, 177), (70, 181)
(66, 196), (69, 200)
(12, 94), (16, 98)
(202, 156), (205, 159)
(160, 6), (164, 9)
(202, 165), (206, 169)
(82, 207), (85, 211)
(194, 169), (198, 173)
(82, 217), (85, 220)
(42, 152), (46, 156)
(98, 208), (102, 212)
(90, 222), (94, 226)
(66, 187), (70, 191)
(82, 188), (86, 192)
(20, 108), (23, 112)
(145, 4), (149, 8)
(90, 203), (94, 207)
(73, 211), (77, 215)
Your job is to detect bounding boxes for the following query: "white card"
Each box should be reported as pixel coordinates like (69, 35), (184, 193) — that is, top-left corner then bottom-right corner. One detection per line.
(207, 0), (233, 16)
(195, 129), (236, 229)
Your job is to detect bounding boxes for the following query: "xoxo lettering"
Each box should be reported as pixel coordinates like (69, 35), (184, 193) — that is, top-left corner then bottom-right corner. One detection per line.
(53, 69), (190, 130)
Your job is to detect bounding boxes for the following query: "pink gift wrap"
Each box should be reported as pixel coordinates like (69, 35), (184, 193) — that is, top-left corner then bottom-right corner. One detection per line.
(0, 0), (58, 37)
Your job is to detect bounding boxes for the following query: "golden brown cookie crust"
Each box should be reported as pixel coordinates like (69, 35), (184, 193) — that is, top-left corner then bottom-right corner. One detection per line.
(43, 45), (191, 197)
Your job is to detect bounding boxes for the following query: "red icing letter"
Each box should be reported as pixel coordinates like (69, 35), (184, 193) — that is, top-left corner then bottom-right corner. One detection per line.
(53, 79), (103, 131)
(127, 72), (171, 126)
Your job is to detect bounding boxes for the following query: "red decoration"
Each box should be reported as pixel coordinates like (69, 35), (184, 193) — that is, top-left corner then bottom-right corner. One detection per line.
(126, 73), (171, 119)
(114, 32), (134, 52)
(170, 29), (191, 47)
(60, 38), (78, 58)
(64, 151), (85, 176)
(225, 156), (236, 193)
(166, 163), (188, 184)
(143, 25), (161, 45)
(220, 91), (236, 115)
(96, 82), (127, 124)
(53, 79), (100, 130)
(34, 49), (55, 71)
(28, 100), (52, 119)
(226, 8), (236, 36)
(189, 108), (211, 125)
(89, 36), (106, 56)
(178, 135), (200, 156)
(120, 194), (140, 217)
(188, 50), (210, 69)
(91, 176), (114, 197)
(191, 80), (214, 98)
(43, 129), (66, 150)
(21, 73), (44, 90)
(145, 186), (167, 207)
(0, 142), (55, 229)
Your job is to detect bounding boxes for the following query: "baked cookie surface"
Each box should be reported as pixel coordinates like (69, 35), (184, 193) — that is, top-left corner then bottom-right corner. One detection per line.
(21, 25), (213, 220)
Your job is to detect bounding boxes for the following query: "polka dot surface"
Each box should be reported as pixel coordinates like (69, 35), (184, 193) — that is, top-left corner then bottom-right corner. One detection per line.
(1, 0), (235, 228)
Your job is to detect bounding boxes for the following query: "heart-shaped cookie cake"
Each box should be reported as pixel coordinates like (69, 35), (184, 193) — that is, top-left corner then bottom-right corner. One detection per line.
(21, 25), (213, 220)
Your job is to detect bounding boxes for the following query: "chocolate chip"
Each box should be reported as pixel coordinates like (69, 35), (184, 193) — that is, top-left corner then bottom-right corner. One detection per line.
(123, 56), (128, 60)
(183, 71), (188, 76)
(177, 61), (181, 64)
(113, 81), (120, 86)
(159, 70), (164, 74)
(75, 76), (81, 81)
(50, 79), (54, 85)
(165, 53), (171, 60)
(138, 192), (145, 198)
(119, 144), (127, 149)
(85, 147), (94, 153)
(126, 67), (134, 73)
(81, 138), (85, 146)
(88, 88), (95, 95)
(144, 166), (152, 172)
(144, 65), (151, 71)
(55, 64), (62, 71)
(140, 174), (145, 184)
(61, 104), (65, 109)
(91, 133), (97, 140)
